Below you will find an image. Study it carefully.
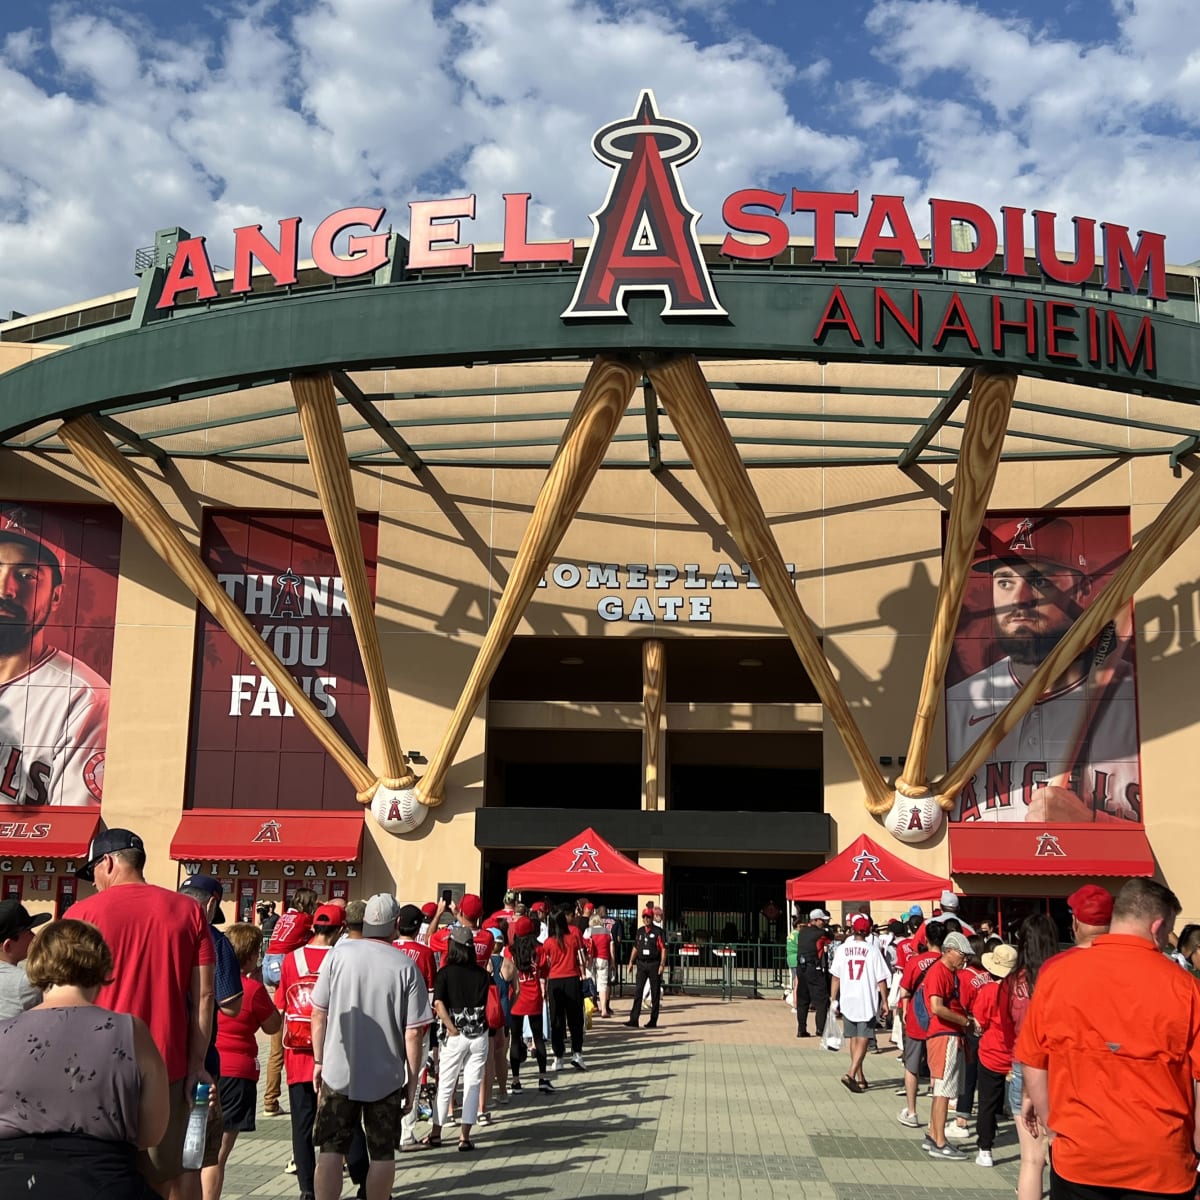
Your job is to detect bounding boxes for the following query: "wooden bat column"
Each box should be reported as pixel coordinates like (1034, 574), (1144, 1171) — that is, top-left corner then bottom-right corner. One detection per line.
(648, 354), (892, 812)
(292, 372), (414, 802)
(642, 638), (665, 811)
(59, 414), (375, 793)
(938, 462), (1200, 807)
(416, 355), (640, 807)
(896, 368), (1015, 814)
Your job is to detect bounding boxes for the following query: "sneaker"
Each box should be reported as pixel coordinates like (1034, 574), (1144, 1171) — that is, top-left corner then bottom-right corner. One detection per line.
(285, 1159), (297, 1175)
(920, 1136), (936, 1152)
(495, 1093), (510, 1105)
(551, 1056), (562, 1074)
(894, 1086), (908, 1096)
(263, 1102), (286, 1117)
(511, 1079), (523, 1094)
(928, 1143), (967, 1161)
(569, 1053), (586, 1071)
(538, 1078), (556, 1093)
(897, 1109), (920, 1128)
(946, 1123), (972, 1141)
(975, 1150), (994, 1168)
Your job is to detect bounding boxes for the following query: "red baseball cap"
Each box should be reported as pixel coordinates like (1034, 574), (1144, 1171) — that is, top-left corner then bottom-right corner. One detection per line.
(420, 902), (437, 918)
(458, 894), (484, 921)
(974, 517), (1086, 575)
(1068, 884), (1113, 926)
(512, 916), (534, 937)
(850, 914), (872, 933)
(313, 903), (346, 929)
(530, 901), (547, 913)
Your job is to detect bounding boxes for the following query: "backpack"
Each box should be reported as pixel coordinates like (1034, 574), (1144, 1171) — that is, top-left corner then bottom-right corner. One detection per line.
(913, 961), (959, 1032)
(282, 946), (322, 1051)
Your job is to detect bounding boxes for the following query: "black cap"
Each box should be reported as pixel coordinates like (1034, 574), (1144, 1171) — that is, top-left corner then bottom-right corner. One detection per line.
(76, 828), (144, 883)
(180, 874), (226, 925)
(395, 903), (424, 933)
(0, 899), (51, 942)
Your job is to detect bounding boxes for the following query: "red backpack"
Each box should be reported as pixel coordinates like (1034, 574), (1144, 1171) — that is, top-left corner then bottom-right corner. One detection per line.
(282, 946), (322, 1051)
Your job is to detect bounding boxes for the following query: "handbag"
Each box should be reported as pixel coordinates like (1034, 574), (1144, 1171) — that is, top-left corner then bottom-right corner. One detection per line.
(485, 983), (504, 1031)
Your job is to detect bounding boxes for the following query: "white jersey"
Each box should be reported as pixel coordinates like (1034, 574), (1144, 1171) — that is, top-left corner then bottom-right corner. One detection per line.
(830, 938), (891, 1022)
(0, 647), (109, 806)
(946, 657), (1139, 822)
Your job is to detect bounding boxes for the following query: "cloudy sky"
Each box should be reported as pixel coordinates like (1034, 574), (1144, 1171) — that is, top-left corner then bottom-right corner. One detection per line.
(1, 0), (1198, 316)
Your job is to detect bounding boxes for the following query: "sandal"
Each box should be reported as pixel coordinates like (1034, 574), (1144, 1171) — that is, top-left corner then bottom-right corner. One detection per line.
(458, 1139), (475, 1152)
(420, 1133), (442, 1148)
(840, 1075), (858, 1093)
(855, 1079), (869, 1092)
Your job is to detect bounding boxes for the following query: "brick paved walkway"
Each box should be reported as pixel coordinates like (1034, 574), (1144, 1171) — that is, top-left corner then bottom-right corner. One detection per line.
(225, 994), (1025, 1198)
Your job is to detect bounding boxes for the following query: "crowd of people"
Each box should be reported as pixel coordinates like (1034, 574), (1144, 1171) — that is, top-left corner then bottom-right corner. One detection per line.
(807, 879), (1200, 1198)
(0, 829), (670, 1200)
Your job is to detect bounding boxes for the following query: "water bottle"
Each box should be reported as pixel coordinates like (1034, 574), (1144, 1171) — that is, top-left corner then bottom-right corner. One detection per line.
(180, 1082), (212, 1170)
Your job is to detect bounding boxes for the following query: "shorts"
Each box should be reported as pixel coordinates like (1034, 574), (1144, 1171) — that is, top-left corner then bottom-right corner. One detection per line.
(312, 1083), (404, 1161)
(138, 1078), (190, 1184)
(842, 1017), (874, 1039)
(927, 1034), (964, 1098)
(902, 1034), (925, 1077)
(1007, 1061), (1024, 1114)
(591, 959), (611, 989)
(202, 1080), (225, 1167)
(218, 1076), (258, 1134)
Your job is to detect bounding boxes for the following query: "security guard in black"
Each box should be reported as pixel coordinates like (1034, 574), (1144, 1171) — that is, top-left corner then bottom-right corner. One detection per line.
(625, 910), (666, 1028)
(795, 909), (831, 1037)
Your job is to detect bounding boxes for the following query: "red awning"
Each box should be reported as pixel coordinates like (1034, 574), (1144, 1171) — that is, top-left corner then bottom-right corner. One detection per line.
(170, 809), (364, 862)
(950, 823), (1155, 877)
(507, 827), (663, 895)
(0, 808), (101, 859)
(786, 834), (951, 902)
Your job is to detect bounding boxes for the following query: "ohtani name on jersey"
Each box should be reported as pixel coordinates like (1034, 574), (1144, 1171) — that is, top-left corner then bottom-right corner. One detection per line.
(956, 761), (1141, 820)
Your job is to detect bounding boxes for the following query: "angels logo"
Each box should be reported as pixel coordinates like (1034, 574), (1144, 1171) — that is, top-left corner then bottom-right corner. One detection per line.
(252, 820), (282, 844)
(849, 850), (889, 883)
(270, 568), (304, 620)
(1035, 831), (1066, 857)
(1009, 518), (1034, 552)
(562, 90), (725, 319)
(566, 841), (602, 874)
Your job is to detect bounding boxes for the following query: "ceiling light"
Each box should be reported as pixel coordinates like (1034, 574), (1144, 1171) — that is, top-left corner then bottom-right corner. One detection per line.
(560, 656), (584, 665)
(737, 657), (764, 667)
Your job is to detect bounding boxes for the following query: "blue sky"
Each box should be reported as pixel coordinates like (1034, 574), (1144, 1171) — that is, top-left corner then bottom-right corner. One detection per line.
(1, 0), (1197, 315)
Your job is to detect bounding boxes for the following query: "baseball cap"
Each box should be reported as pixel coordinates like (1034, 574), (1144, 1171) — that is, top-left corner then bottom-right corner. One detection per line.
(0, 506), (64, 577)
(1068, 883), (1114, 927)
(850, 914), (872, 933)
(396, 903), (424, 933)
(76, 828), (144, 882)
(530, 901), (547, 913)
(906, 905), (924, 917)
(512, 916), (534, 938)
(809, 908), (831, 921)
(313, 903), (346, 929)
(362, 893), (401, 939)
(458, 894), (484, 922)
(449, 924), (474, 946)
(180, 874), (226, 924)
(942, 931), (973, 957)
(973, 516), (1086, 575)
(642, 908), (655, 918)
(345, 899), (367, 927)
(0, 899), (51, 942)
(981, 943), (1018, 978)
(939, 890), (960, 911)
(420, 901), (438, 919)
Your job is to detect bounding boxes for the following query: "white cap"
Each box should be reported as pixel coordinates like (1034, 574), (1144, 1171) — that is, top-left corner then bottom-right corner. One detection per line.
(939, 889), (959, 911)
(809, 908), (831, 921)
(362, 893), (401, 938)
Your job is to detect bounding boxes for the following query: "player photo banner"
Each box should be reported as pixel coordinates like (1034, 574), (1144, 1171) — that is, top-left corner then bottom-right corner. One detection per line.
(944, 509), (1142, 825)
(0, 503), (122, 806)
(187, 511), (377, 811)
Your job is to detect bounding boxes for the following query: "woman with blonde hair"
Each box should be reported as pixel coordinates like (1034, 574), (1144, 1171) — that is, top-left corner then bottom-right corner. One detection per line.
(0, 918), (168, 1198)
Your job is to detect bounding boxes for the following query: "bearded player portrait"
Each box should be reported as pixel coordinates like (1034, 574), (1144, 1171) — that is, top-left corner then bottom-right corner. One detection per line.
(0, 506), (115, 806)
(945, 512), (1141, 825)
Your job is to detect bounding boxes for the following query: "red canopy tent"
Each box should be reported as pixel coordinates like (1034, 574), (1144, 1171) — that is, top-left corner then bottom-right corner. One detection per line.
(786, 834), (951, 903)
(507, 826), (663, 895)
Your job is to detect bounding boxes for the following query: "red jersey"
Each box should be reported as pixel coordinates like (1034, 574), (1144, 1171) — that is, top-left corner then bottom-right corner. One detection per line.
(274, 943), (332, 1085)
(919, 960), (967, 1038)
(586, 930), (613, 961)
(429, 925), (496, 968)
(70, 882), (215, 1082)
(267, 909), (312, 955)
(216, 974), (277, 1080)
(895, 936), (920, 970)
(538, 931), (586, 979)
(510, 957), (544, 1017)
(959, 963), (991, 1015)
(900, 950), (940, 1041)
(392, 938), (438, 992)
(973, 979), (1016, 1074)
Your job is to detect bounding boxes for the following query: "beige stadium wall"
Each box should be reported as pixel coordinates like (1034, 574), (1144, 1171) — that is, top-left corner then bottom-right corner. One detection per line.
(1, 357), (1199, 922)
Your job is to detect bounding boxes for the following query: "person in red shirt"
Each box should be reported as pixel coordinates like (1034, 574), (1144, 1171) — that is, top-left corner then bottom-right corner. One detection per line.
(392, 903), (437, 1151)
(585, 914), (614, 1018)
(1017, 879), (1200, 1200)
(428, 894), (495, 967)
(501, 917), (554, 1093)
(896, 919), (949, 1130)
(213, 923), (282, 1197)
(275, 904), (342, 1200)
(946, 935), (994, 1143)
(972, 942), (1018, 1168)
(70, 828), (215, 1200)
(539, 910), (587, 1071)
(261, 887), (318, 1118)
(920, 931), (977, 1160)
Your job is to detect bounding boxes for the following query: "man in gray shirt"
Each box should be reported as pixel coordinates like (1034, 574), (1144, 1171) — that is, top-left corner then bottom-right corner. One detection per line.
(0, 899), (50, 1018)
(310, 893), (432, 1200)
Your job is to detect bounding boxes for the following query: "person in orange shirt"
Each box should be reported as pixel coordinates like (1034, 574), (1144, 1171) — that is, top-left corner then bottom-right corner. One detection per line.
(1016, 877), (1200, 1200)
